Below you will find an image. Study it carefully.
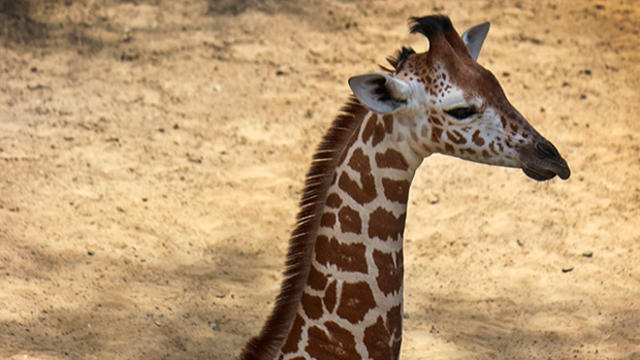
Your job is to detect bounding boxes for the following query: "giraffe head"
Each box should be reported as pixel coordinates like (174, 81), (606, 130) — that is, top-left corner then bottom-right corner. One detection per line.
(349, 15), (570, 181)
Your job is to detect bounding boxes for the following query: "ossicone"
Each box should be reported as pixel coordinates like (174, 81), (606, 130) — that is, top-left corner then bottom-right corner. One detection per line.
(409, 15), (455, 40)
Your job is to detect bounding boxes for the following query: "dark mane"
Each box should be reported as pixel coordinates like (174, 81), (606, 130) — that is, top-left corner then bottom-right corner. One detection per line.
(409, 14), (454, 39)
(239, 98), (369, 360)
(381, 46), (416, 73)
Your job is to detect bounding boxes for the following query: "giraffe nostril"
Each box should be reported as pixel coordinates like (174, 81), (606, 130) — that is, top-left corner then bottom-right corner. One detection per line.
(535, 140), (560, 159)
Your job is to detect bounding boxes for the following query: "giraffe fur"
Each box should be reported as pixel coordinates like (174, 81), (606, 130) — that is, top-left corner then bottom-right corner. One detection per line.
(240, 14), (570, 360)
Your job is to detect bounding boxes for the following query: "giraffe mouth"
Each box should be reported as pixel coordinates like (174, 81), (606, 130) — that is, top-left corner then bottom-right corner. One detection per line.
(522, 165), (568, 181)
(521, 141), (571, 181)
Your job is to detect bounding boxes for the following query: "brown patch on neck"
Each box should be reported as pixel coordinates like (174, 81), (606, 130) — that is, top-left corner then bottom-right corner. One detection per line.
(239, 98), (369, 360)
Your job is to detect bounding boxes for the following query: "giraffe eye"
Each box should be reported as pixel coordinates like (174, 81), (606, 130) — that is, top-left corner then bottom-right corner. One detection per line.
(445, 106), (477, 120)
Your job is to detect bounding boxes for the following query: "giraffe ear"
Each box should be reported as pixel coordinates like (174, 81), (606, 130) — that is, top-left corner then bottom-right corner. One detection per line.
(348, 72), (411, 114)
(461, 21), (490, 61)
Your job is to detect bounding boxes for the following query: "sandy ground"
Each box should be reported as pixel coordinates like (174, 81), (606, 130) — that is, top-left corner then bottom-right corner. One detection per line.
(1, 0), (639, 359)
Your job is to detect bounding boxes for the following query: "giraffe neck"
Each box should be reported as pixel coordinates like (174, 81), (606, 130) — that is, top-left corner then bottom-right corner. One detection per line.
(277, 111), (423, 360)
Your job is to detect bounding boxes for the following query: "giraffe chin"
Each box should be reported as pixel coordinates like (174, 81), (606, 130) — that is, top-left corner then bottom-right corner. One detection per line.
(522, 165), (570, 181)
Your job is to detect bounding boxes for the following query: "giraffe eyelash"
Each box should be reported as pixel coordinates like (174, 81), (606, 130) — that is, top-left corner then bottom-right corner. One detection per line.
(445, 105), (478, 120)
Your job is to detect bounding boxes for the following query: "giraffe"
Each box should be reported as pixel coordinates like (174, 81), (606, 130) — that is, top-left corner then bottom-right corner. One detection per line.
(240, 15), (570, 360)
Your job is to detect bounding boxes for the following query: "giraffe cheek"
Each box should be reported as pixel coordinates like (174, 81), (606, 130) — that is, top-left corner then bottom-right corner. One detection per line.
(431, 126), (443, 144)
(446, 130), (467, 145)
(444, 143), (455, 153)
(428, 114), (443, 126)
(472, 130), (485, 146)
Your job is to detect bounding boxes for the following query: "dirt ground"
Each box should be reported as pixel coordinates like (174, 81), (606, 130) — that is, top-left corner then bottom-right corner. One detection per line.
(1, 0), (639, 359)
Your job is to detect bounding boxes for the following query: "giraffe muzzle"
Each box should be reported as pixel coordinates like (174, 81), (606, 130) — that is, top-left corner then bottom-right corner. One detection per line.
(521, 139), (571, 181)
